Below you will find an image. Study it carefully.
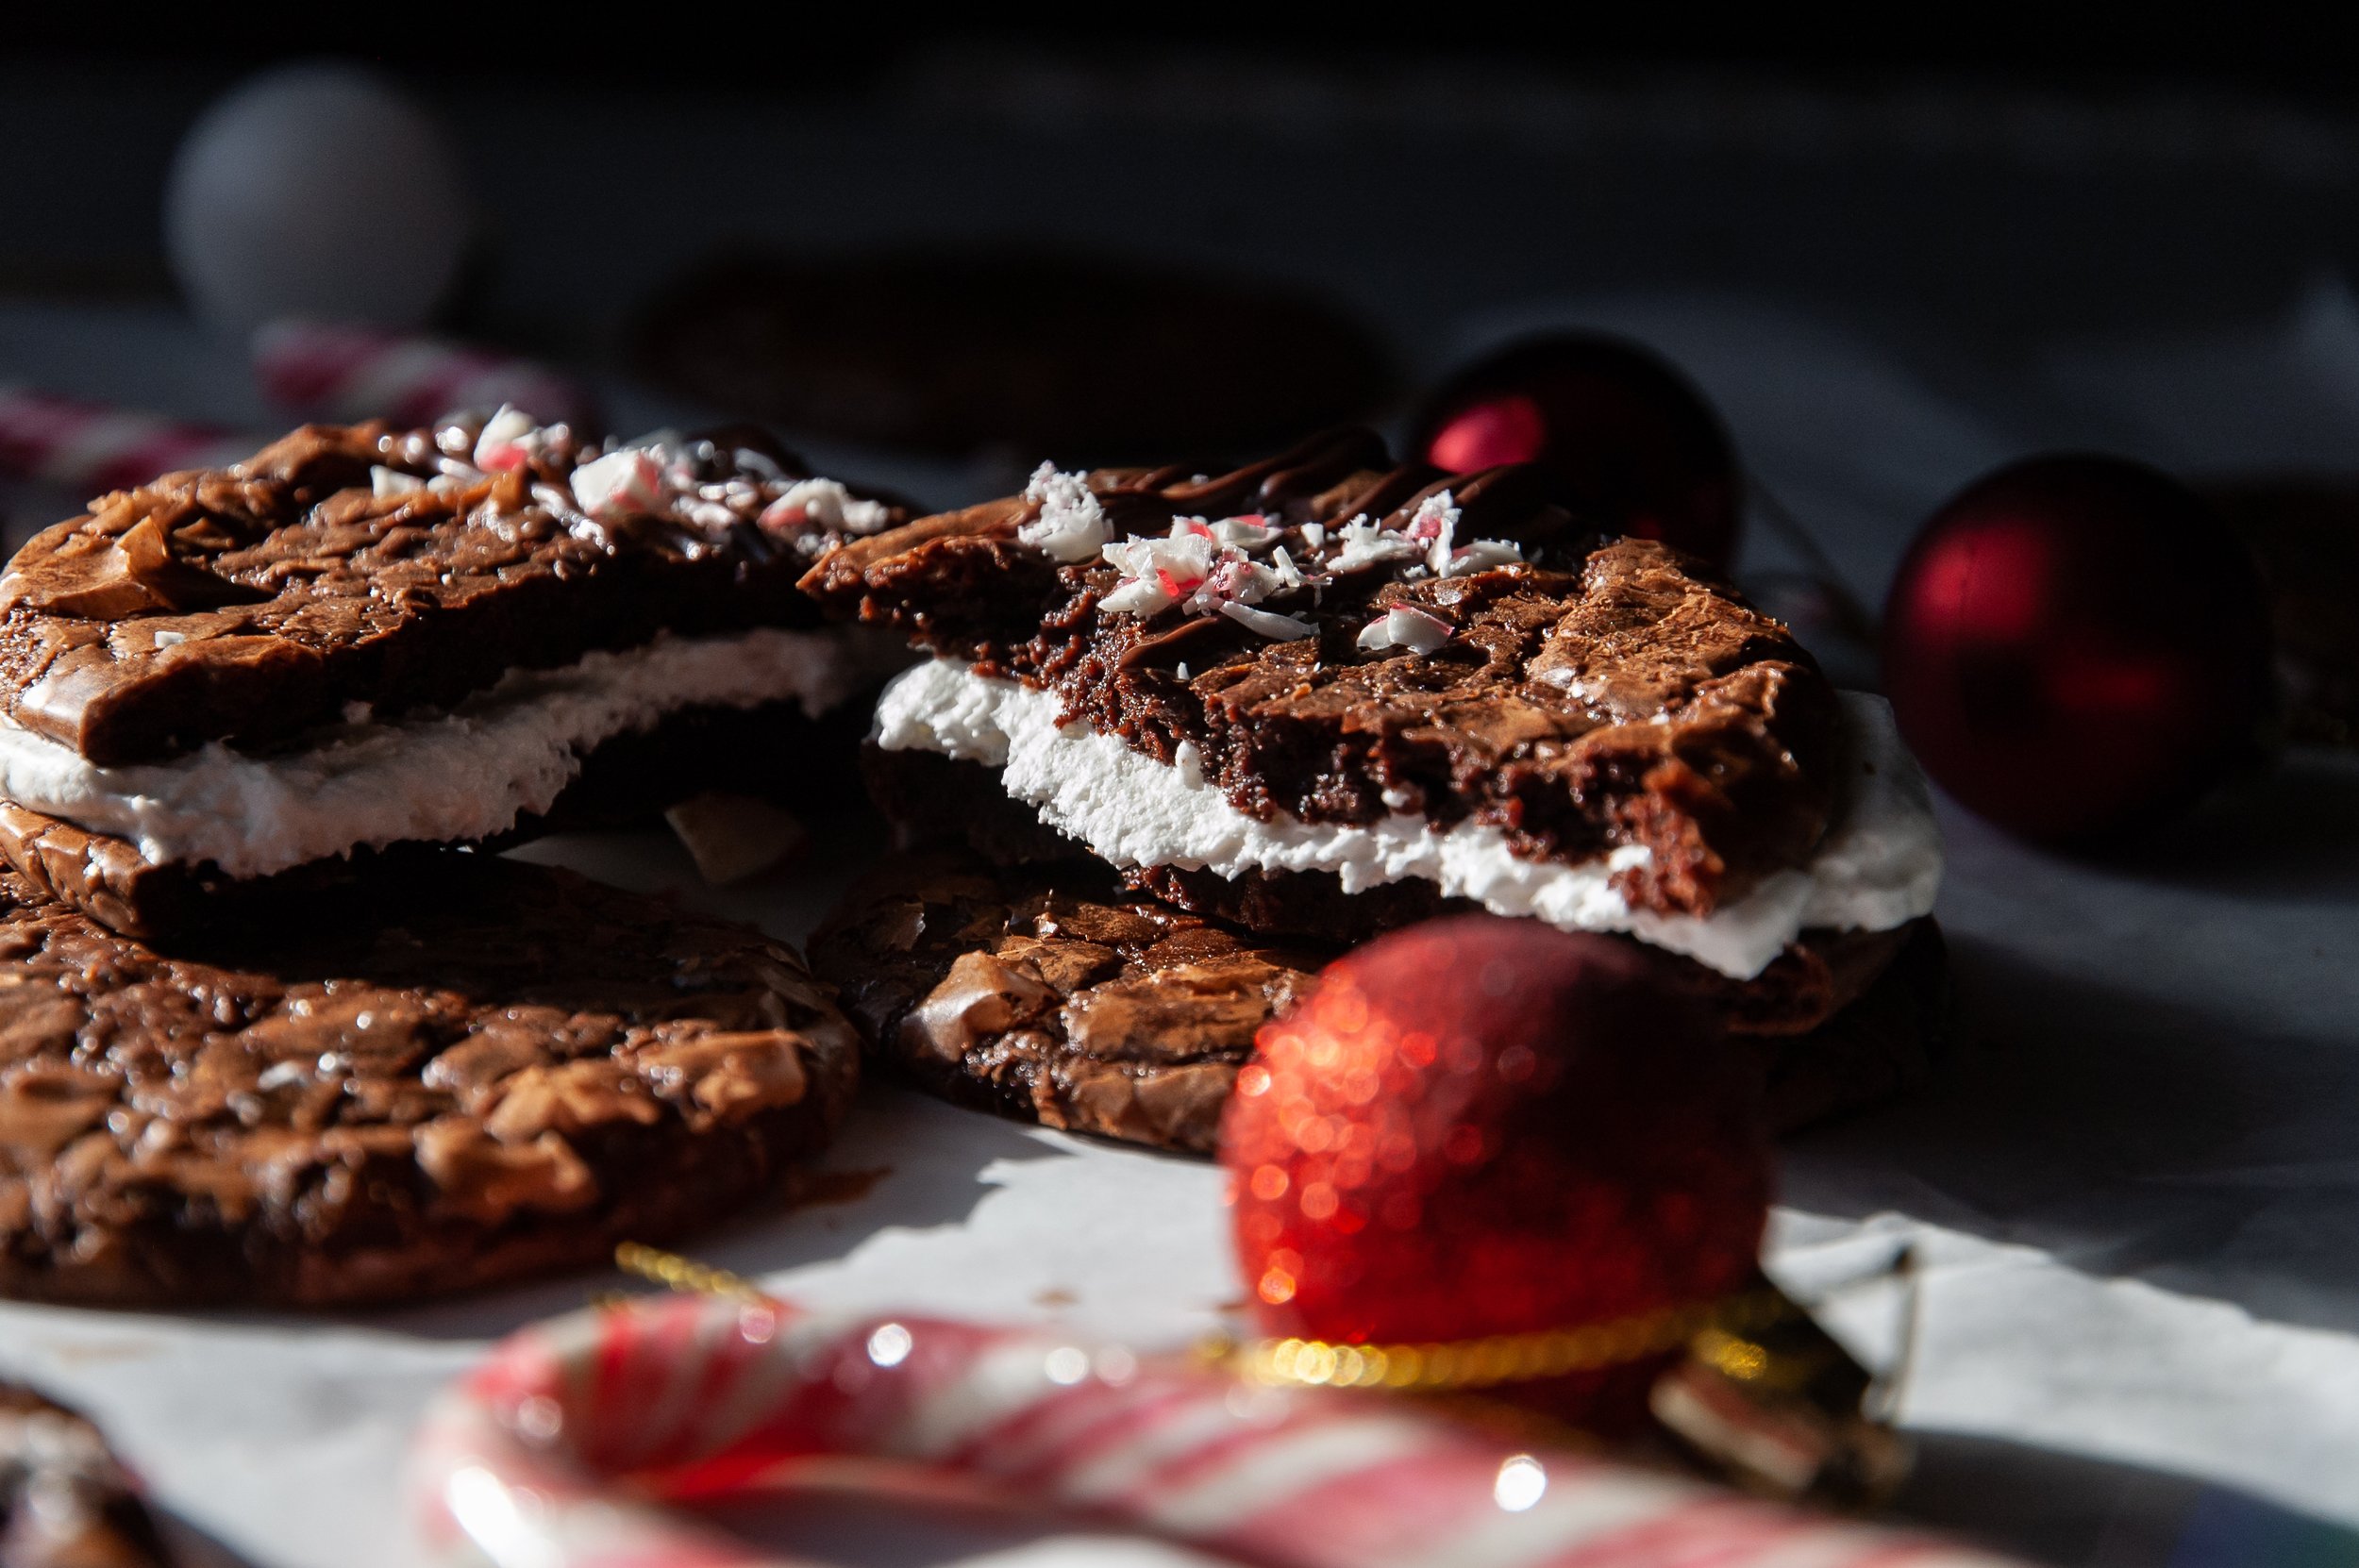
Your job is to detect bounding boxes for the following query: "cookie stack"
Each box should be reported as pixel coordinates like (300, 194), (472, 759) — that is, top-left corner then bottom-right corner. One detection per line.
(0, 410), (1949, 1304)
(0, 413), (884, 1306)
(804, 427), (1946, 1152)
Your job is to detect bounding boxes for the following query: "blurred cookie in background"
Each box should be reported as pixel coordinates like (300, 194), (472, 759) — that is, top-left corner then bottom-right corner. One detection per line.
(3, 1384), (176, 1567)
(627, 248), (1397, 463)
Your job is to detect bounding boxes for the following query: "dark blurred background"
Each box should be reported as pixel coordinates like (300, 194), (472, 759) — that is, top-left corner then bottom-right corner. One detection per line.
(11, 12), (2359, 667)
(8, 14), (2359, 349)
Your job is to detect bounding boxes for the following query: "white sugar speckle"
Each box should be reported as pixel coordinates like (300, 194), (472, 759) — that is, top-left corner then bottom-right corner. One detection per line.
(1018, 463), (1111, 563)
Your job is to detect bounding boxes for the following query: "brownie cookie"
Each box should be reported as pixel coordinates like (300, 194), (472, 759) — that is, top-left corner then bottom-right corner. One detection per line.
(0, 414), (906, 936)
(810, 848), (1943, 1154)
(810, 851), (1324, 1154)
(2, 1384), (175, 1567)
(805, 427), (1943, 987)
(805, 428), (1832, 914)
(0, 806), (449, 949)
(0, 859), (858, 1308)
(629, 249), (1397, 463)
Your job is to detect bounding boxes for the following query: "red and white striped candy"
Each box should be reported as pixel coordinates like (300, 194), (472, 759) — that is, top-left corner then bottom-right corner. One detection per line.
(252, 318), (593, 429)
(410, 1293), (2025, 1568)
(0, 386), (251, 494)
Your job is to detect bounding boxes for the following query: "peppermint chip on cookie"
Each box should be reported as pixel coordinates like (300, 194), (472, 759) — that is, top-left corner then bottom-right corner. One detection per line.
(0, 415), (906, 939)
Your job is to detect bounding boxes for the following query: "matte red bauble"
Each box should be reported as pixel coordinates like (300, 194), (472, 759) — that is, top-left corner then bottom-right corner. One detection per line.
(1412, 334), (1743, 565)
(1883, 455), (2272, 844)
(1221, 915), (1771, 1424)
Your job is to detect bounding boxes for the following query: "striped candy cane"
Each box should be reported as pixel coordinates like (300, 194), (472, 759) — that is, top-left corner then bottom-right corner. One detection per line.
(0, 387), (251, 493)
(410, 1293), (2025, 1568)
(252, 319), (593, 429)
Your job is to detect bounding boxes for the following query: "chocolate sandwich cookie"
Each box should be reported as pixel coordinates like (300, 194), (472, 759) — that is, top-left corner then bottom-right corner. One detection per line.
(803, 426), (1943, 998)
(3, 1383), (175, 1567)
(0, 692), (880, 942)
(811, 849), (1942, 1154)
(629, 250), (1397, 464)
(0, 413), (907, 938)
(0, 859), (857, 1308)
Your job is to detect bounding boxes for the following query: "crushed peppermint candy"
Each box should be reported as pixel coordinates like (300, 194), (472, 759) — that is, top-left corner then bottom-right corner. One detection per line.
(1208, 513), (1281, 551)
(1380, 489), (1527, 578)
(1405, 490), (1460, 574)
(729, 443), (787, 481)
(1266, 545), (1308, 592)
(1397, 490), (1529, 575)
(1081, 488), (1515, 632)
(1329, 514), (1424, 574)
(1221, 600), (1317, 640)
(1099, 525), (1214, 615)
(472, 404), (542, 473)
(371, 465), (425, 498)
(1099, 517), (1307, 619)
(1018, 463), (1111, 563)
(1357, 605), (1455, 655)
(538, 430), (886, 551)
(1321, 485), (1519, 577)
(1444, 537), (1526, 575)
(569, 447), (668, 524)
(758, 477), (893, 536)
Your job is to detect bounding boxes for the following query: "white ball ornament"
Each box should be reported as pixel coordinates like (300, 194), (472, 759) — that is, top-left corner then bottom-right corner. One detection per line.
(164, 64), (471, 341)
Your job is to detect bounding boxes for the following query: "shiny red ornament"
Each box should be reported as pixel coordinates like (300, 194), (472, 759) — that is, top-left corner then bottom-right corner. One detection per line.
(1412, 334), (1743, 565)
(1882, 454), (2273, 844)
(1221, 915), (1771, 1426)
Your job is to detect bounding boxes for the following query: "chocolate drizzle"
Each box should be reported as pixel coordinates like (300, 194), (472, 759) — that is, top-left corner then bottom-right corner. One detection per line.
(1077, 425), (1566, 546)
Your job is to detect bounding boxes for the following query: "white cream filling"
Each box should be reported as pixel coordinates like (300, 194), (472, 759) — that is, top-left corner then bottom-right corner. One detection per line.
(0, 627), (894, 878)
(874, 658), (1943, 980)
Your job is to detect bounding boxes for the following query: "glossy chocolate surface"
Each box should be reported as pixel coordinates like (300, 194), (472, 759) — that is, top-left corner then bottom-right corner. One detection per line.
(0, 859), (858, 1307)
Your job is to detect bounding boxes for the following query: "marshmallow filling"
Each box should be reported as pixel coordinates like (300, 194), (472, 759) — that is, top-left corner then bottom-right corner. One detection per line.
(874, 657), (1943, 980)
(0, 626), (895, 879)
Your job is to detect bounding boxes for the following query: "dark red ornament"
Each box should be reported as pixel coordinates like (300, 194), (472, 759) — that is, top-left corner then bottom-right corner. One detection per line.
(1412, 333), (1743, 565)
(1882, 454), (2273, 844)
(1221, 915), (1771, 1426)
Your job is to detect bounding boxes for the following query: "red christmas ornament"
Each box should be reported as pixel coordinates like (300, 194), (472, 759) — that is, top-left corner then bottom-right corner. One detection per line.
(1412, 334), (1744, 565)
(1882, 454), (2273, 844)
(1221, 915), (1771, 1427)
